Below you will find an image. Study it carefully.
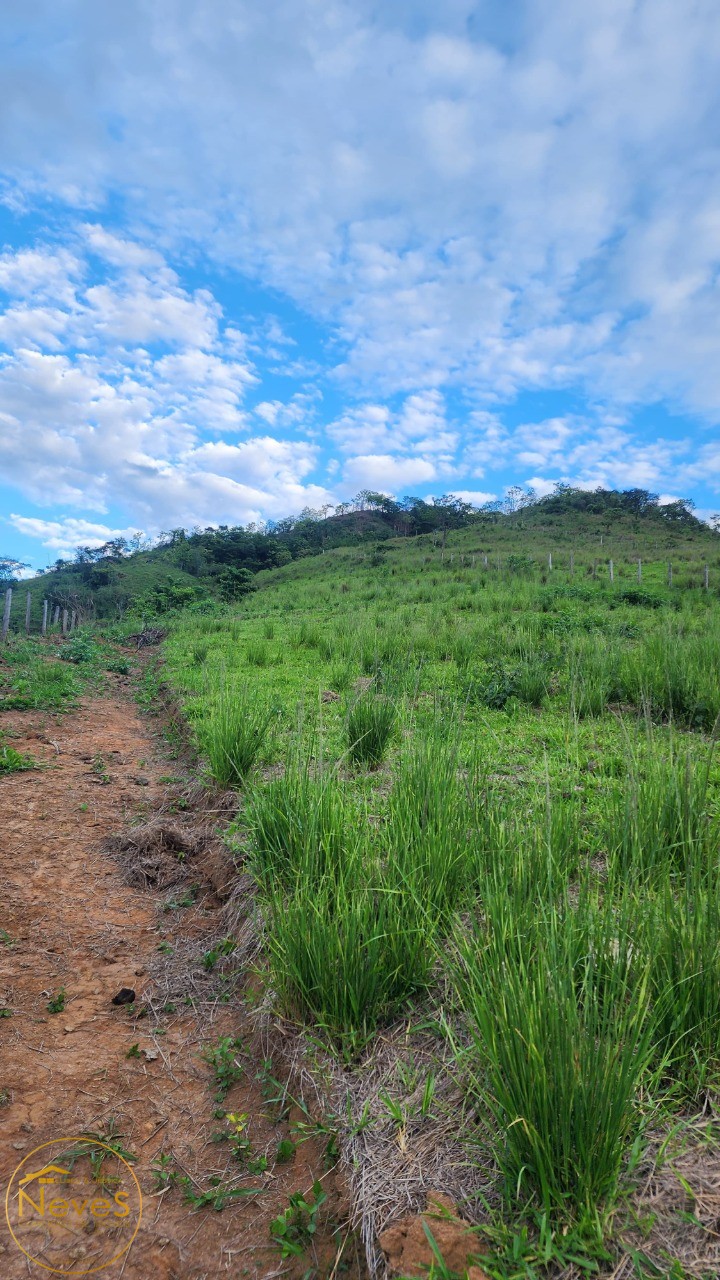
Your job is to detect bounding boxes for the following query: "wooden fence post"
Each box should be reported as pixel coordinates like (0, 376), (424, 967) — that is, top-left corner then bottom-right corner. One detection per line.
(53, 605), (60, 626)
(70, 610), (77, 632)
(41, 599), (48, 636)
(668, 562), (673, 587)
(548, 553), (552, 570)
(2, 588), (11, 642)
(25, 591), (32, 635)
(637, 559), (642, 583)
(609, 559), (614, 583)
(704, 564), (709, 590)
(570, 552), (574, 575)
(483, 554), (488, 569)
(61, 609), (68, 635)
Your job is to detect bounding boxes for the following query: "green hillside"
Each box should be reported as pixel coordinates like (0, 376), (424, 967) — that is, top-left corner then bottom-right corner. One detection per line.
(3, 486), (718, 635)
(4, 488), (720, 1274)
(150, 494), (720, 1276)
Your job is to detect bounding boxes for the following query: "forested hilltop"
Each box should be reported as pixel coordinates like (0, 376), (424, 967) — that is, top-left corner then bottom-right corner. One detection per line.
(4, 485), (717, 621)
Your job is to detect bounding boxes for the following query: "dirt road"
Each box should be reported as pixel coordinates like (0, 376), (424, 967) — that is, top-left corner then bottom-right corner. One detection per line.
(0, 683), (362, 1279)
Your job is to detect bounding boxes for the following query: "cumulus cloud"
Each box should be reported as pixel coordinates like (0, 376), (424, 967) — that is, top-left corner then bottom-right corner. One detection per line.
(0, 236), (335, 538)
(8, 515), (140, 560)
(0, 0), (715, 411)
(342, 453), (439, 491)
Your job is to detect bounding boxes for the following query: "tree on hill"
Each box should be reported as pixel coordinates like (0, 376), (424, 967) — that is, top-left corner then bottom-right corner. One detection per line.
(0, 556), (29, 585)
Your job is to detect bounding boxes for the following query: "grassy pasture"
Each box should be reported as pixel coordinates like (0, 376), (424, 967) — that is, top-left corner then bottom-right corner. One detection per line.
(152, 523), (720, 1269)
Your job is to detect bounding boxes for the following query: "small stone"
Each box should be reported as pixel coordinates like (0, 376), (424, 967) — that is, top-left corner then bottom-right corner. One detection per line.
(111, 987), (136, 1006)
(12, 1142), (26, 1150)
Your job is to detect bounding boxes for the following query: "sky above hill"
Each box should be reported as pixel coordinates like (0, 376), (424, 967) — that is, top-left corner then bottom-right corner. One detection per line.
(1, 0), (719, 568)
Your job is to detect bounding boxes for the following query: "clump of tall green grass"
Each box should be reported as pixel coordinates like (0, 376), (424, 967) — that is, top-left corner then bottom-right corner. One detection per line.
(201, 682), (274, 787)
(604, 736), (714, 881)
(247, 763), (354, 887)
(451, 889), (653, 1236)
(347, 694), (396, 765)
(568, 636), (619, 718)
(246, 638), (271, 667)
(642, 859), (720, 1098)
(191, 641), (209, 665)
(619, 628), (720, 730)
(264, 870), (431, 1053)
(386, 735), (471, 925)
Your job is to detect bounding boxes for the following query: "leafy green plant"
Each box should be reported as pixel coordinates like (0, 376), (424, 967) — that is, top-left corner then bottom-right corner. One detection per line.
(204, 1035), (245, 1099)
(202, 935), (237, 971)
(60, 632), (99, 664)
(46, 987), (67, 1014)
(151, 1152), (178, 1190)
(0, 743), (35, 774)
(269, 1180), (328, 1259)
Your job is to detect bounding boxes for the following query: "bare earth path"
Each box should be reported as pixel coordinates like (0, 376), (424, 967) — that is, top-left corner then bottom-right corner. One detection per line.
(0, 684), (362, 1279)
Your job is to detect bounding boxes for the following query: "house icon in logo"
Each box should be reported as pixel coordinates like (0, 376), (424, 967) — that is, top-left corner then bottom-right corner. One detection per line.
(18, 1165), (70, 1188)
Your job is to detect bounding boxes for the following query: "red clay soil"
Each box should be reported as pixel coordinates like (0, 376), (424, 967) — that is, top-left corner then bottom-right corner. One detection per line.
(0, 686), (364, 1279)
(379, 1194), (490, 1279)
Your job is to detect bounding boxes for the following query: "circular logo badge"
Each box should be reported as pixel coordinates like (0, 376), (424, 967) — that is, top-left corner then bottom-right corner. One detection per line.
(5, 1136), (143, 1275)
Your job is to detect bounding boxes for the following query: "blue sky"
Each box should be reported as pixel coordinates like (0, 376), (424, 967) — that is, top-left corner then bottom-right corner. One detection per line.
(1, 0), (719, 569)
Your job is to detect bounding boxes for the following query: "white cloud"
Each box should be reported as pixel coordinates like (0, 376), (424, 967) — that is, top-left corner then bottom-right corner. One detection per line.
(0, 236), (335, 535)
(8, 514), (140, 561)
(0, 0), (717, 414)
(343, 454), (438, 491)
(449, 489), (496, 505)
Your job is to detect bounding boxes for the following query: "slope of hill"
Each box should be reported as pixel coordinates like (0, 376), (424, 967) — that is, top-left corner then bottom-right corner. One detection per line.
(151, 494), (720, 1278)
(4, 487), (718, 632)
